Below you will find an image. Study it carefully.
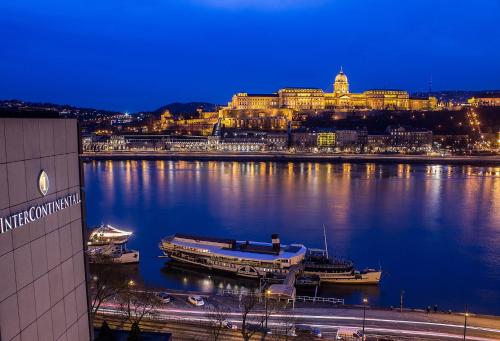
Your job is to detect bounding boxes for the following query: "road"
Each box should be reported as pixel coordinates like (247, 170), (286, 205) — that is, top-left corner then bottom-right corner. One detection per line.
(97, 293), (500, 340)
(81, 151), (500, 166)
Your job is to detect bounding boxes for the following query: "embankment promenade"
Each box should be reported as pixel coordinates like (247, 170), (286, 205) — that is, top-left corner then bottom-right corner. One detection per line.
(81, 151), (500, 166)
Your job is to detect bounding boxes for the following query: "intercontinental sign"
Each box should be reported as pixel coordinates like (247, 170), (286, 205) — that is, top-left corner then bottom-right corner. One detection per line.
(0, 170), (81, 234)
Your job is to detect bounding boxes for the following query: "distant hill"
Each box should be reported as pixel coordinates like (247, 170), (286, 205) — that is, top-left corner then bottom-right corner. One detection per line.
(0, 99), (121, 119)
(153, 102), (218, 118)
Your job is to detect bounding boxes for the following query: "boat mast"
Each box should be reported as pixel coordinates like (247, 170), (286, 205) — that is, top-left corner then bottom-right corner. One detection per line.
(323, 224), (329, 260)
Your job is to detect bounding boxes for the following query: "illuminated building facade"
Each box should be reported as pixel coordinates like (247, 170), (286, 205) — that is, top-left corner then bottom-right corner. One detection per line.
(225, 68), (437, 113)
(317, 132), (336, 148)
(468, 95), (500, 107)
(387, 126), (433, 151)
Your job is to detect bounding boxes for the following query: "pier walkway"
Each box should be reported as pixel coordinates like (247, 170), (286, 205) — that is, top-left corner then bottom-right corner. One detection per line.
(267, 264), (303, 300)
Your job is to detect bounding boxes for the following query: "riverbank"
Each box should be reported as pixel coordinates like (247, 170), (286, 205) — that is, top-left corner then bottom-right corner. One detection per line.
(81, 151), (500, 166)
(96, 293), (500, 340)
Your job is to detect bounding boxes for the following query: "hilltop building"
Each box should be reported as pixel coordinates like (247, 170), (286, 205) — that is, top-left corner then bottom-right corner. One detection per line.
(150, 68), (438, 133)
(468, 94), (500, 107)
(225, 69), (437, 111)
(218, 68), (437, 130)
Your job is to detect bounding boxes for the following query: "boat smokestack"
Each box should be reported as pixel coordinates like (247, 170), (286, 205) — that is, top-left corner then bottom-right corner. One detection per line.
(271, 234), (280, 253)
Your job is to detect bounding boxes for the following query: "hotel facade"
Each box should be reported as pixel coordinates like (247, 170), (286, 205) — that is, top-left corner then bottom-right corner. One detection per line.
(0, 118), (90, 341)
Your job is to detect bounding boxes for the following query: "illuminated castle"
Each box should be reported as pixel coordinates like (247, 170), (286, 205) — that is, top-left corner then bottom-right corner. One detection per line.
(215, 68), (437, 130)
(226, 68), (437, 112)
(155, 69), (438, 133)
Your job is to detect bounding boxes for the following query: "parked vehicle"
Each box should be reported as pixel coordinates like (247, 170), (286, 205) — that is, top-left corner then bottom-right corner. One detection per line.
(222, 320), (238, 330)
(156, 292), (172, 304)
(246, 324), (272, 335)
(333, 327), (365, 340)
(187, 295), (205, 306)
(295, 324), (322, 338)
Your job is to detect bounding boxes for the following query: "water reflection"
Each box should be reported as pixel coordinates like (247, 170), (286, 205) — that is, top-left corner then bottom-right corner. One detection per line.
(84, 160), (500, 314)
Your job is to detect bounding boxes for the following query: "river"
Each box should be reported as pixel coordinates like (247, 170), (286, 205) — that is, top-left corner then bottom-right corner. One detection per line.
(84, 160), (500, 315)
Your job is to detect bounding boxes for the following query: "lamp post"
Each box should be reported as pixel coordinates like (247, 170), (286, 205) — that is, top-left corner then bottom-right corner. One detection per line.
(400, 290), (405, 313)
(265, 290), (271, 329)
(362, 298), (368, 339)
(463, 305), (469, 341)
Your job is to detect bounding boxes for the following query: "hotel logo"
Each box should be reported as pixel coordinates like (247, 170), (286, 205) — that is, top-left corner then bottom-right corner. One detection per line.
(38, 170), (49, 196)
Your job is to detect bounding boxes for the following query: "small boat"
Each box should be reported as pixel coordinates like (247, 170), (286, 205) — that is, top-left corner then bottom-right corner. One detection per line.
(88, 224), (139, 264)
(302, 225), (381, 285)
(303, 248), (381, 284)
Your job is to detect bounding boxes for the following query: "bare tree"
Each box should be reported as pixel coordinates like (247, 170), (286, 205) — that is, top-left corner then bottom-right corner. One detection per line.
(89, 263), (129, 326)
(270, 311), (296, 341)
(116, 281), (162, 326)
(240, 295), (260, 341)
(205, 303), (229, 341)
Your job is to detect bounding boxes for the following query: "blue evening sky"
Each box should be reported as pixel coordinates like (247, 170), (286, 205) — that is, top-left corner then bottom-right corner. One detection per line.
(1, 0), (499, 112)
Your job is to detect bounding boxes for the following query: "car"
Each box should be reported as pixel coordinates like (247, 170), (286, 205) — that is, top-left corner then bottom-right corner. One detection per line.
(295, 324), (322, 338)
(246, 323), (272, 335)
(222, 320), (238, 330)
(333, 328), (365, 340)
(156, 292), (172, 304)
(187, 295), (205, 306)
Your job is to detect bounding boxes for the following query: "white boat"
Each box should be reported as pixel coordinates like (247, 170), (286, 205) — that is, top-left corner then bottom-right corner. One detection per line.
(302, 225), (381, 284)
(159, 233), (307, 278)
(88, 224), (139, 264)
(303, 248), (381, 284)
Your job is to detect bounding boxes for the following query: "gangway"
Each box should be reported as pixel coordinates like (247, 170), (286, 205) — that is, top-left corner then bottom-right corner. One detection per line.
(267, 264), (303, 301)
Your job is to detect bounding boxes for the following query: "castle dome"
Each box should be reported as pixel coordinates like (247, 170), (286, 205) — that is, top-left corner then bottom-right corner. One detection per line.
(333, 67), (349, 95)
(335, 68), (348, 83)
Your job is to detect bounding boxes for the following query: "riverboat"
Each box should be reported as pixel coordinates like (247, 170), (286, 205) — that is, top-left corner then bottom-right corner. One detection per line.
(159, 232), (381, 284)
(159, 233), (306, 278)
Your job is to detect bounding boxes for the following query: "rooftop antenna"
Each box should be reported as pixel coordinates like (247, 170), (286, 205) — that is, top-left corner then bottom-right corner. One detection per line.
(428, 75), (433, 96)
(323, 224), (329, 260)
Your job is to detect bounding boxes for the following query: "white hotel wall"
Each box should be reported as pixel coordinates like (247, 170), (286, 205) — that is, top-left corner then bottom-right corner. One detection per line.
(0, 118), (90, 341)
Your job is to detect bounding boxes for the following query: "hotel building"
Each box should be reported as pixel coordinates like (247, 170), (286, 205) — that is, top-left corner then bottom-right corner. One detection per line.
(0, 118), (90, 340)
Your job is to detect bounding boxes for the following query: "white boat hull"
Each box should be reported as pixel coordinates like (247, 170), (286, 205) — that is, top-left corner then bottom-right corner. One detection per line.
(113, 251), (140, 264)
(306, 270), (381, 284)
(89, 250), (140, 264)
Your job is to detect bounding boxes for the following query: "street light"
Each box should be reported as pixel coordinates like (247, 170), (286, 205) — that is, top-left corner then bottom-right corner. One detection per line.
(362, 298), (368, 339)
(265, 290), (271, 329)
(464, 305), (469, 341)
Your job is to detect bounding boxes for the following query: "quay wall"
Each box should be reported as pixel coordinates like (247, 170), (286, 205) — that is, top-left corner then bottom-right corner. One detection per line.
(81, 151), (500, 166)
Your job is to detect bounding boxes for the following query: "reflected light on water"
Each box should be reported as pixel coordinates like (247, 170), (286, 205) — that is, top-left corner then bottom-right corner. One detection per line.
(84, 160), (500, 315)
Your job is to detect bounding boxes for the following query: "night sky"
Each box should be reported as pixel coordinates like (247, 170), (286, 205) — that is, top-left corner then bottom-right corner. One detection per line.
(1, 0), (499, 112)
